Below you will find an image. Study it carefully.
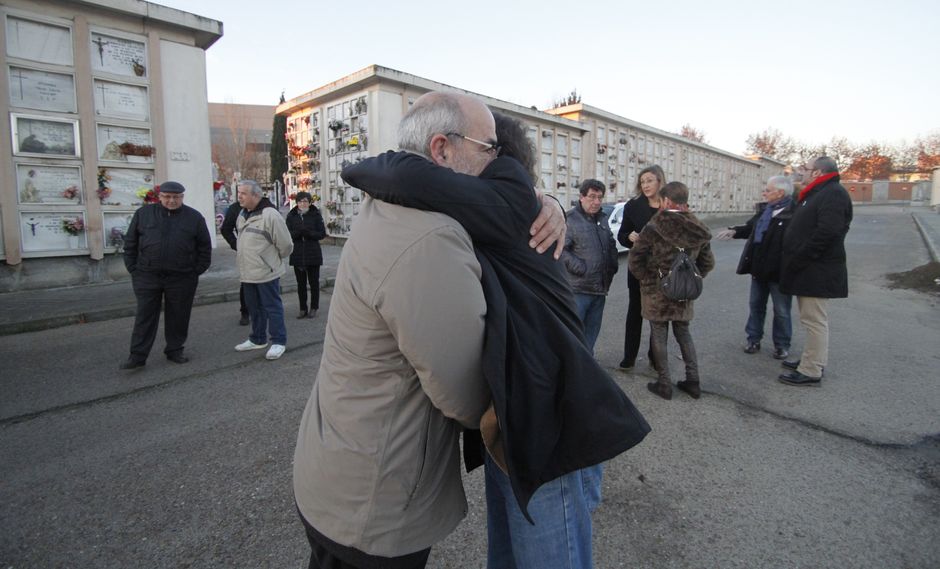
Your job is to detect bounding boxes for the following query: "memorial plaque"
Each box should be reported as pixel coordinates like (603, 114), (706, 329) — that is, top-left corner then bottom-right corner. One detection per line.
(20, 211), (87, 252)
(96, 124), (151, 162)
(16, 164), (83, 204)
(5, 16), (72, 66)
(99, 167), (153, 206)
(103, 211), (134, 249)
(93, 80), (148, 121)
(8, 66), (76, 112)
(11, 113), (79, 157)
(90, 31), (147, 78)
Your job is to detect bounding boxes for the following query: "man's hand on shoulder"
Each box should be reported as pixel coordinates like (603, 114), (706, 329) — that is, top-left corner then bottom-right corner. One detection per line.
(530, 192), (567, 259)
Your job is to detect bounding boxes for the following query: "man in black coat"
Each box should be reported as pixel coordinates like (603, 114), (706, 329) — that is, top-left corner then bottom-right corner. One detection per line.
(716, 175), (795, 360)
(120, 181), (212, 369)
(777, 157), (853, 386)
(220, 200), (249, 325)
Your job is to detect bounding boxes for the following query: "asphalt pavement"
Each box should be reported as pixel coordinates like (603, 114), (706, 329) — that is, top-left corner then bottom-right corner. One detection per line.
(1, 204), (939, 569)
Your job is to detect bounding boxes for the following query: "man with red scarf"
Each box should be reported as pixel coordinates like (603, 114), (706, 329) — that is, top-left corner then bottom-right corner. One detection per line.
(778, 156), (853, 386)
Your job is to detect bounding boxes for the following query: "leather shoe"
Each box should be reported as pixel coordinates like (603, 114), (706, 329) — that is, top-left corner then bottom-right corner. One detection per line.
(743, 341), (760, 354)
(166, 352), (189, 364)
(239, 315), (249, 326)
(646, 381), (673, 400)
(778, 370), (821, 387)
(297, 310), (308, 319)
(617, 358), (635, 370)
(119, 357), (145, 370)
(781, 359), (825, 376)
(307, 309), (318, 318)
(772, 348), (789, 360)
(676, 380), (701, 399)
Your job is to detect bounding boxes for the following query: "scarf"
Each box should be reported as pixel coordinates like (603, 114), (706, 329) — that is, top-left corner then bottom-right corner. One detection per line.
(753, 196), (791, 244)
(798, 172), (839, 202)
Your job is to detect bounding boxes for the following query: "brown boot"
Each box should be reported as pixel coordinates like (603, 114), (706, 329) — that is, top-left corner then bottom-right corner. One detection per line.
(646, 381), (672, 400)
(677, 380), (701, 399)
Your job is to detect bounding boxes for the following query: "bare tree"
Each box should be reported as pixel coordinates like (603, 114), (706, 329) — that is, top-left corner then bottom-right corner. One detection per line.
(211, 103), (270, 184)
(679, 123), (707, 143)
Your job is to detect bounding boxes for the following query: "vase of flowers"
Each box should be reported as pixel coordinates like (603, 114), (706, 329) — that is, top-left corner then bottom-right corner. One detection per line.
(136, 187), (159, 204)
(62, 216), (84, 248)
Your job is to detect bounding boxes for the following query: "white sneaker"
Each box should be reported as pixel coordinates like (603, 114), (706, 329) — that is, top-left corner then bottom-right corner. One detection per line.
(235, 339), (267, 351)
(266, 344), (286, 360)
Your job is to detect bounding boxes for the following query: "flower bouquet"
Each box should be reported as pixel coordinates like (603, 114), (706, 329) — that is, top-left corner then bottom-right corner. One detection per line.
(61, 185), (79, 200)
(62, 216), (84, 236)
(137, 186), (159, 203)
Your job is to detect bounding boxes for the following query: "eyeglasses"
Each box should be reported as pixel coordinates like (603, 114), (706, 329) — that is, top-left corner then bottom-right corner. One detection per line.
(446, 132), (501, 156)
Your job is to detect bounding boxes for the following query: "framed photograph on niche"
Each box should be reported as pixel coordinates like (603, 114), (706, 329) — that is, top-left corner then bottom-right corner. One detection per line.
(11, 113), (80, 157)
(15, 163), (83, 205)
(19, 211), (87, 252)
(8, 66), (76, 113)
(89, 30), (147, 78)
(5, 15), (73, 66)
(96, 123), (153, 163)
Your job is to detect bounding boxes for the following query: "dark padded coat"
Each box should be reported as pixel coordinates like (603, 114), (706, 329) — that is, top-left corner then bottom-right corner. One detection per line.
(628, 209), (714, 322)
(342, 151), (650, 520)
(286, 205), (326, 267)
(731, 198), (794, 283)
(562, 203), (618, 295)
(124, 203), (211, 275)
(779, 175), (853, 298)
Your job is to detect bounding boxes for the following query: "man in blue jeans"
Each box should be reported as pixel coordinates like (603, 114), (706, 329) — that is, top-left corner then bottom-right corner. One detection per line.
(233, 180), (293, 360)
(716, 175), (795, 360)
(562, 179), (619, 353)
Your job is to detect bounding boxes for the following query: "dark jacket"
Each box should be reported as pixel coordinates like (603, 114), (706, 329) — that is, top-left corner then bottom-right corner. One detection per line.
(220, 197), (275, 251)
(342, 151), (650, 519)
(286, 205), (326, 266)
(124, 203), (211, 275)
(780, 175), (853, 298)
(731, 198), (794, 282)
(617, 195), (659, 289)
(628, 209), (714, 322)
(562, 203), (618, 295)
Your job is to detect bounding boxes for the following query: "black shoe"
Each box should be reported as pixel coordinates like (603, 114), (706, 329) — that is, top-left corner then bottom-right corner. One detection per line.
(676, 380), (701, 399)
(239, 315), (250, 326)
(307, 309), (318, 318)
(743, 341), (760, 354)
(166, 352), (189, 364)
(778, 370), (821, 387)
(781, 359), (825, 376)
(119, 357), (145, 370)
(646, 381), (673, 400)
(773, 348), (789, 360)
(618, 358), (635, 370)
(297, 310), (308, 319)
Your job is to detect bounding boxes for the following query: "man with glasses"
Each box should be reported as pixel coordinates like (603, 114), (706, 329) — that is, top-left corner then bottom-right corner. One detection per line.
(120, 181), (212, 369)
(562, 179), (619, 353)
(778, 156), (853, 386)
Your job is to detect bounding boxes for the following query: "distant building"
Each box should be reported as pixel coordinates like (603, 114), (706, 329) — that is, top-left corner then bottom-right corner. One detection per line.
(276, 65), (784, 238)
(0, 0), (221, 290)
(207, 102), (275, 188)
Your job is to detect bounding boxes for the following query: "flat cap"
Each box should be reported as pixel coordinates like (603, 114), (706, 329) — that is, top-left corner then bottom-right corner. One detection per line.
(160, 181), (186, 193)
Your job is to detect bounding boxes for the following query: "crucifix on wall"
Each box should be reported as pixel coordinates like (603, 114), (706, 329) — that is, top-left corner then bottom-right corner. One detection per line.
(91, 35), (110, 66)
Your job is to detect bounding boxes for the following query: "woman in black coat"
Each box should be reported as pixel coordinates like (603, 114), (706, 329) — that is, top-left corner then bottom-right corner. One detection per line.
(617, 164), (665, 369)
(285, 192), (326, 318)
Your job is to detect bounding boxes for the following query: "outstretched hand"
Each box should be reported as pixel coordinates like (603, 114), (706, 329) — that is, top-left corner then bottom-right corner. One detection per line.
(529, 193), (567, 259)
(714, 228), (735, 241)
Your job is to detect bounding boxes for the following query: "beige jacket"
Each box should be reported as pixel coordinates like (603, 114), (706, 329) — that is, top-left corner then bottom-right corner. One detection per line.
(293, 197), (489, 557)
(235, 206), (293, 283)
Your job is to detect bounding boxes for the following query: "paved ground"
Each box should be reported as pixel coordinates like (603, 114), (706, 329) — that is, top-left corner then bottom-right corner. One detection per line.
(1, 204), (939, 568)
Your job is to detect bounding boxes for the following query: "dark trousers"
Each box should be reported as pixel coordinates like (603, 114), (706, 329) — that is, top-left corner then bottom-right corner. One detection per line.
(299, 509), (430, 569)
(649, 320), (699, 384)
(129, 271), (198, 361)
(294, 265), (321, 312)
(622, 271), (652, 365)
(239, 283), (248, 317)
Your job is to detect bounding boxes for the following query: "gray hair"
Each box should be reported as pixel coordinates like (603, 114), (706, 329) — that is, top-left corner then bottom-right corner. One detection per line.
(397, 92), (468, 155)
(767, 175), (793, 194)
(813, 156), (838, 174)
(238, 179), (263, 196)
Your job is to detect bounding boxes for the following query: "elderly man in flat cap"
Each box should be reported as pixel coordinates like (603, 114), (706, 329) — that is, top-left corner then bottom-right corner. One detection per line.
(120, 181), (212, 369)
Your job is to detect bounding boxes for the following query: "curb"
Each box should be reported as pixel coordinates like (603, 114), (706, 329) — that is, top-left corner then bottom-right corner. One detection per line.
(0, 277), (335, 337)
(911, 213), (940, 263)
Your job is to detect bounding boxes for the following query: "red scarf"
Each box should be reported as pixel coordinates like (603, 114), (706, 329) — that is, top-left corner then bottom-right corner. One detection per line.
(798, 172), (839, 202)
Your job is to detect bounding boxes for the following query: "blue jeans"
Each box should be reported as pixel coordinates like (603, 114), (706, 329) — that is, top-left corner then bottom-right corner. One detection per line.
(745, 277), (792, 349)
(243, 278), (287, 346)
(573, 293), (606, 353)
(485, 454), (593, 569)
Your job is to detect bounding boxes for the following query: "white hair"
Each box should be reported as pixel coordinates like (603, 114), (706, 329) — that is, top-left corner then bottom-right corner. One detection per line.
(767, 175), (793, 194)
(397, 93), (468, 155)
(238, 179), (263, 196)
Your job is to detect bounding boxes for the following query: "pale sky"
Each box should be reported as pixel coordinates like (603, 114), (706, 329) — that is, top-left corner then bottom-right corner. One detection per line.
(156, 0), (939, 155)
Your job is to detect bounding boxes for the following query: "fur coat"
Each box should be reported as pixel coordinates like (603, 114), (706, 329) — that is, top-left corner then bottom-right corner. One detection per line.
(628, 209), (715, 322)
